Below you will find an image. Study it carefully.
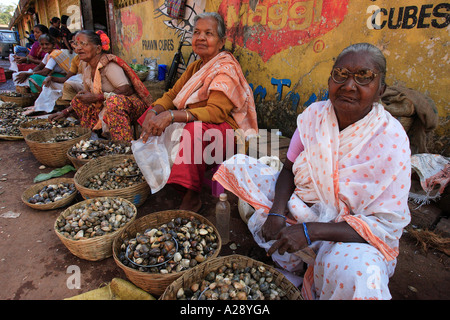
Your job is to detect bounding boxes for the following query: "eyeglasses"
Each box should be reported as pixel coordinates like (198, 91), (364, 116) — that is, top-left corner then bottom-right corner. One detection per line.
(330, 67), (378, 86)
(69, 40), (90, 48)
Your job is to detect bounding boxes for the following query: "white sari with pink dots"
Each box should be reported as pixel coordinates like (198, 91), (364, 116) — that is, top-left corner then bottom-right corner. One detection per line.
(214, 100), (412, 299)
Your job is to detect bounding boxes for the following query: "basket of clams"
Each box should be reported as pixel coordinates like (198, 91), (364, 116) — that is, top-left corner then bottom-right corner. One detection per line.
(25, 126), (92, 167)
(67, 139), (132, 170)
(54, 196), (137, 261)
(19, 118), (79, 139)
(0, 102), (29, 140)
(21, 178), (77, 210)
(112, 210), (222, 296)
(160, 254), (303, 300)
(0, 91), (37, 108)
(74, 154), (150, 207)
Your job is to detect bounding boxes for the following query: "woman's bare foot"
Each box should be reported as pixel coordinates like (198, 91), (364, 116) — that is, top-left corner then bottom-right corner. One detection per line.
(22, 106), (35, 115)
(179, 189), (202, 212)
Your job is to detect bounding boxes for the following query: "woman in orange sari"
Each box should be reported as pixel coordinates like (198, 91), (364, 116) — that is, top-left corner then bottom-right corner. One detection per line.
(138, 12), (258, 212)
(50, 30), (152, 142)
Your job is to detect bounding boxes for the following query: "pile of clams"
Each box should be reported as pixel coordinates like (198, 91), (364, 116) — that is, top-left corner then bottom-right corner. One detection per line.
(44, 130), (82, 143)
(69, 139), (131, 160)
(176, 262), (288, 300)
(1, 92), (22, 97)
(56, 198), (135, 240)
(0, 105), (28, 137)
(27, 119), (79, 130)
(28, 182), (76, 205)
(84, 158), (144, 190)
(118, 216), (219, 274)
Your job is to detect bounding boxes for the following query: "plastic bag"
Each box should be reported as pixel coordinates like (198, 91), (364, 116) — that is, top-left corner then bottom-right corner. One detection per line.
(34, 82), (64, 112)
(12, 70), (33, 87)
(9, 54), (18, 72)
(132, 123), (185, 193)
(410, 153), (450, 206)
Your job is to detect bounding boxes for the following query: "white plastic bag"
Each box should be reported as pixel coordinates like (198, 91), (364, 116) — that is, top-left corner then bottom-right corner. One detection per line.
(34, 82), (64, 112)
(9, 54), (18, 72)
(12, 70), (33, 87)
(132, 123), (185, 193)
(410, 153), (450, 205)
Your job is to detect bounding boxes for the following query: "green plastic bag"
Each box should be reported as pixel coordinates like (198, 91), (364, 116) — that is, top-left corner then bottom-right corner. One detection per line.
(34, 165), (76, 183)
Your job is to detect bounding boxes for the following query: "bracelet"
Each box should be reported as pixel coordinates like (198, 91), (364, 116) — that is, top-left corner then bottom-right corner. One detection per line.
(169, 109), (174, 123)
(149, 109), (158, 116)
(268, 213), (287, 221)
(302, 222), (312, 246)
(185, 110), (189, 123)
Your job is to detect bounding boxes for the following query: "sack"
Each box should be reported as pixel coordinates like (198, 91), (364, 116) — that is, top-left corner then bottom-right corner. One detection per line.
(132, 123), (185, 193)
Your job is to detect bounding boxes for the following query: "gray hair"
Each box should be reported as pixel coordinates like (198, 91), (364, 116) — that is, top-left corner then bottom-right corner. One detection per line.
(193, 12), (226, 40)
(334, 43), (387, 86)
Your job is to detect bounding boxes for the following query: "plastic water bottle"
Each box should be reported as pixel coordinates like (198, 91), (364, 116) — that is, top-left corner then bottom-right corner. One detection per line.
(215, 193), (230, 244)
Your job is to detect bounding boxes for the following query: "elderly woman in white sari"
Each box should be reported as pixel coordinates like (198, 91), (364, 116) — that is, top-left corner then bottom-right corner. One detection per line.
(213, 43), (411, 300)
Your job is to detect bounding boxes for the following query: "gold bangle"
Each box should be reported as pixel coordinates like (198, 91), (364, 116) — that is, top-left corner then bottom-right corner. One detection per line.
(169, 110), (174, 123)
(185, 110), (189, 123)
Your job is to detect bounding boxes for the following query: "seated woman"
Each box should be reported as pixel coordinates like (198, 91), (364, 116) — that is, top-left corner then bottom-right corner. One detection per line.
(137, 12), (258, 212)
(15, 34), (70, 91)
(49, 30), (152, 142)
(213, 43), (411, 300)
(12, 25), (49, 72)
(41, 34), (83, 108)
(14, 34), (70, 115)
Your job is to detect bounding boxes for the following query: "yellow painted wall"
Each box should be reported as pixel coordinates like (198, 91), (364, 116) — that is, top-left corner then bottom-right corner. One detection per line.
(112, 0), (449, 151)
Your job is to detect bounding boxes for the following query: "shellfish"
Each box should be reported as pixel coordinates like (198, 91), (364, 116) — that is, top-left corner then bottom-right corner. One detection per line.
(68, 139), (131, 160)
(28, 182), (76, 205)
(84, 158), (145, 190)
(175, 262), (288, 300)
(118, 216), (218, 274)
(56, 198), (135, 240)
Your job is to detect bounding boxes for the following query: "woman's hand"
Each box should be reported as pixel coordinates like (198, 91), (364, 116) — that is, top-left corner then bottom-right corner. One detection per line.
(16, 72), (31, 84)
(267, 224), (308, 256)
(42, 77), (52, 87)
(48, 111), (66, 121)
(140, 107), (172, 142)
(261, 215), (286, 241)
(14, 55), (27, 63)
(75, 91), (101, 104)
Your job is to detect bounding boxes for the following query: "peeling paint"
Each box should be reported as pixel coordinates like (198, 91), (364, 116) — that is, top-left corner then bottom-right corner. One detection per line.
(111, 0), (449, 150)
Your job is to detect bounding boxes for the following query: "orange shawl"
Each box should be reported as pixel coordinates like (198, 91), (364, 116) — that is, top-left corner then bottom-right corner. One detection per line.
(172, 51), (258, 136)
(85, 54), (153, 106)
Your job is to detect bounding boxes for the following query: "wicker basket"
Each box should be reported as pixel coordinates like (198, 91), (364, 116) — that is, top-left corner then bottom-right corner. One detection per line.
(24, 127), (91, 167)
(0, 92), (37, 108)
(160, 254), (303, 300)
(21, 178), (77, 211)
(112, 210), (222, 296)
(15, 86), (31, 94)
(73, 154), (150, 207)
(19, 118), (49, 138)
(54, 196), (137, 261)
(67, 140), (132, 170)
(136, 70), (149, 81)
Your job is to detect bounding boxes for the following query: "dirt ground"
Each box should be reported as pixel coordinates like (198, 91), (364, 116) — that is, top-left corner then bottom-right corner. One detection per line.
(0, 60), (449, 300)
